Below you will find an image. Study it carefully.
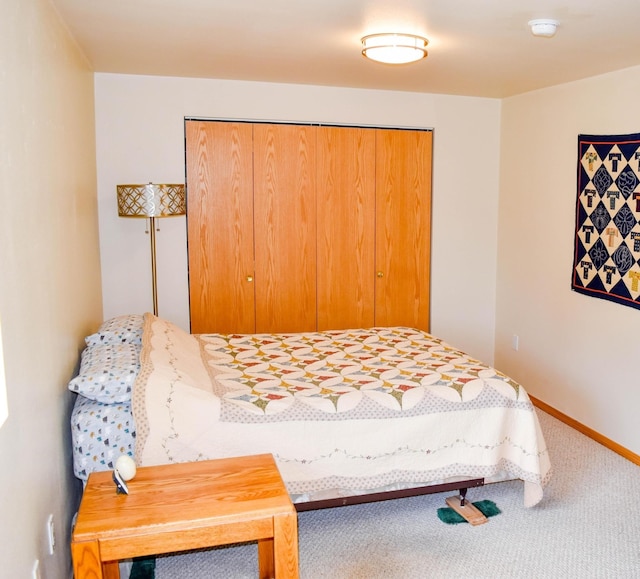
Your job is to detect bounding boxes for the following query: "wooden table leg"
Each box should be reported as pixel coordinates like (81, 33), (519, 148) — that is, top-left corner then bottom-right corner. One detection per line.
(257, 509), (299, 578)
(71, 541), (120, 579)
(273, 509), (299, 578)
(103, 561), (121, 579)
(71, 541), (103, 579)
(258, 537), (275, 579)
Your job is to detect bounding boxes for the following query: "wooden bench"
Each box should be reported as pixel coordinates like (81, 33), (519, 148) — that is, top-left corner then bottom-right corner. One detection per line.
(71, 453), (299, 578)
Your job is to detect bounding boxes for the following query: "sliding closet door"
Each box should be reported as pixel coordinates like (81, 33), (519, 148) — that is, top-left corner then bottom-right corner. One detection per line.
(186, 120), (255, 334)
(253, 124), (317, 333)
(375, 129), (432, 331)
(317, 126), (376, 330)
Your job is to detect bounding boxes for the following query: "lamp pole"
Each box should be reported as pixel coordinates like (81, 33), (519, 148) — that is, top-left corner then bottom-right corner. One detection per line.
(149, 216), (158, 316)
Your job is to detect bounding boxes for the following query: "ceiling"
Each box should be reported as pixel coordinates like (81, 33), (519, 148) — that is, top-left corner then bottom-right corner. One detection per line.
(50, 0), (640, 99)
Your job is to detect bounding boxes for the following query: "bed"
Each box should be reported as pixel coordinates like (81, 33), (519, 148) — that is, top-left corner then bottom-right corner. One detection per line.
(70, 313), (551, 509)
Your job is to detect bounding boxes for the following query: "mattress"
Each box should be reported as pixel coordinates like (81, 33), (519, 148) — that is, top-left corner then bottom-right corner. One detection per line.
(69, 392), (510, 501)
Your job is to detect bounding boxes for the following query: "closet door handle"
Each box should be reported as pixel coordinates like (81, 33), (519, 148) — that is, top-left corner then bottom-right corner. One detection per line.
(377, 271), (384, 278)
(246, 275), (254, 282)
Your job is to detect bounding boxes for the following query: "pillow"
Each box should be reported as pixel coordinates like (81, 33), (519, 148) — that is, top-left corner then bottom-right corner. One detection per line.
(68, 343), (140, 403)
(85, 314), (144, 346)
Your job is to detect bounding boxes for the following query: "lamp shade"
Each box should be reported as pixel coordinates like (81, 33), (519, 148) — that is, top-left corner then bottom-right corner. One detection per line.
(361, 33), (428, 64)
(117, 183), (186, 218)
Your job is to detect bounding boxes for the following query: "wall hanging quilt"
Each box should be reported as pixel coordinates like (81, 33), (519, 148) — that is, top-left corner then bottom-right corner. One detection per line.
(572, 132), (640, 311)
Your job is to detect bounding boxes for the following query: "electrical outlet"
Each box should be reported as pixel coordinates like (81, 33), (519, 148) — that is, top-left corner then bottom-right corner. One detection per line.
(47, 514), (55, 555)
(32, 560), (41, 579)
(511, 334), (519, 351)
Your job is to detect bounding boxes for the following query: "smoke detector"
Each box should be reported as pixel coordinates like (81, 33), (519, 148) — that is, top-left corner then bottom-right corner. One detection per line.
(528, 19), (559, 38)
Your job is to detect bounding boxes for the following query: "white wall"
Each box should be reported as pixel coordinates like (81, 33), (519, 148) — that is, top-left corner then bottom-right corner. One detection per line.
(0, 0), (102, 577)
(497, 65), (640, 455)
(95, 74), (502, 362)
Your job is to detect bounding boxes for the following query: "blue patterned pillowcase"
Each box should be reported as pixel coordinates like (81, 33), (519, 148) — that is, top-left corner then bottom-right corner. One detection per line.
(71, 396), (135, 480)
(85, 314), (144, 346)
(68, 343), (140, 403)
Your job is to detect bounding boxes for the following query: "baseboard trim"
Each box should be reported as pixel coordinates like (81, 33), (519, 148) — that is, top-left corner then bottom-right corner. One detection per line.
(530, 395), (640, 467)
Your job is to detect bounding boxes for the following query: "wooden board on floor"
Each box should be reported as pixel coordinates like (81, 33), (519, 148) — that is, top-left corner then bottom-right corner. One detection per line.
(445, 495), (489, 526)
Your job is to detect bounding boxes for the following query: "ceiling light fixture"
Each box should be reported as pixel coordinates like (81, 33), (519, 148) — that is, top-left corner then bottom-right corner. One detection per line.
(528, 19), (559, 38)
(361, 33), (428, 65)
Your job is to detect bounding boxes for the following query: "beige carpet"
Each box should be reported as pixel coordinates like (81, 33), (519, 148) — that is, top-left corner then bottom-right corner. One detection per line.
(153, 410), (640, 578)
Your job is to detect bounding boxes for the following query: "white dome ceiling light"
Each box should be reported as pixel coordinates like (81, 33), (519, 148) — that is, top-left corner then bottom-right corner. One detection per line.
(528, 19), (559, 38)
(361, 33), (428, 65)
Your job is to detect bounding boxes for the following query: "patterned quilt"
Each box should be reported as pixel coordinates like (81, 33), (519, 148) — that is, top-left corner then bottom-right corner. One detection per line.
(202, 328), (525, 422)
(133, 315), (551, 507)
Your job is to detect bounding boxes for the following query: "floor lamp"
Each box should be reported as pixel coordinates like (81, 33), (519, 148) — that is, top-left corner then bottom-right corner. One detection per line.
(116, 183), (186, 316)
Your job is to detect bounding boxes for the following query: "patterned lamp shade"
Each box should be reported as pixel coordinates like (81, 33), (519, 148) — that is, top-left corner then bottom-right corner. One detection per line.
(117, 183), (185, 218)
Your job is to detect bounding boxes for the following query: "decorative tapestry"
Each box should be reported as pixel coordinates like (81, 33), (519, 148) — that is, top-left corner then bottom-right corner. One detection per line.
(572, 133), (640, 311)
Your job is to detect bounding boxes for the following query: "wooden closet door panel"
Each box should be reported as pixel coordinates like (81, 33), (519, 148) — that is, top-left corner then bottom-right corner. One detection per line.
(253, 124), (317, 333)
(317, 126), (376, 330)
(375, 129), (432, 331)
(186, 120), (255, 334)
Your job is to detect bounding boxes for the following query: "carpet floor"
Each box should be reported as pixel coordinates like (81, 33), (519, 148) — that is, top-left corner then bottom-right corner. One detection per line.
(151, 410), (640, 578)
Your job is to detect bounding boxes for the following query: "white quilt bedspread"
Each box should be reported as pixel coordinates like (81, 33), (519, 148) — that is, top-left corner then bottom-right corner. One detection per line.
(133, 314), (551, 507)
